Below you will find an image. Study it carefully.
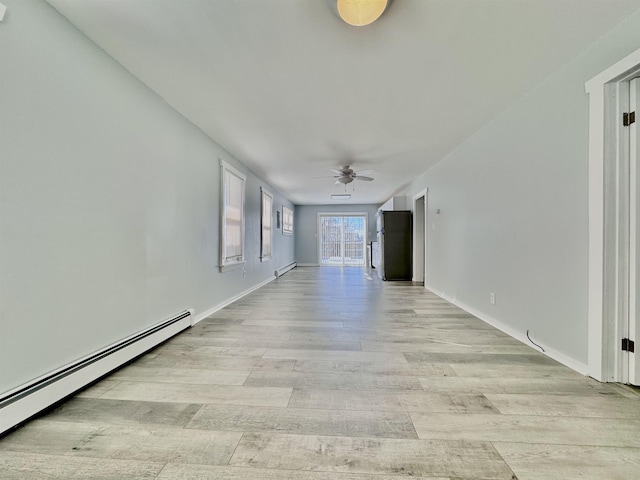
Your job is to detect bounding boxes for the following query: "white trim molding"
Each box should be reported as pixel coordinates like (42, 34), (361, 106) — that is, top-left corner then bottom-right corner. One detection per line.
(412, 189), (428, 284)
(586, 47), (640, 381)
(192, 276), (275, 325)
(219, 159), (246, 272)
(260, 186), (274, 262)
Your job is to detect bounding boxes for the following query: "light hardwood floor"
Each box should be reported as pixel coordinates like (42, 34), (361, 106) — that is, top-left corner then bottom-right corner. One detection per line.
(1, 267), (639, 479)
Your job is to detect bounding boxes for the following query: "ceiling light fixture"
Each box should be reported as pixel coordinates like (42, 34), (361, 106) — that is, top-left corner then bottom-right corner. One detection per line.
(328, 0), (390, 27)
(331, 194), (352, 200)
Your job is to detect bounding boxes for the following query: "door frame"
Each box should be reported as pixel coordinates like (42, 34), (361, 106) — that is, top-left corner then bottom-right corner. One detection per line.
(317, 212), (368, 267)
(630, 78), (640, 385)
(412, 189), (428, 284)
(586, 47), (640, 382)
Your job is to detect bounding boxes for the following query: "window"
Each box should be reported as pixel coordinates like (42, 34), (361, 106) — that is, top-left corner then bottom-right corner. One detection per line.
(220, 160), (246, 272)
(261, 187), (273, 261)
(282, 205), (294, 235)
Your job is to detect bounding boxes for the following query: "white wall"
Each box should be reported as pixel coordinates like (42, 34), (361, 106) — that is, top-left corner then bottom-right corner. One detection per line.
(295, 204), (379, 265)
(0, 0), (294, 395)
(398, 10), (640, 372)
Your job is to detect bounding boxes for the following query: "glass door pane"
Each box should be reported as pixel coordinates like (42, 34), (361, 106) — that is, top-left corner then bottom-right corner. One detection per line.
(343, 216), (364, 266)
(320, 216), (342, 265)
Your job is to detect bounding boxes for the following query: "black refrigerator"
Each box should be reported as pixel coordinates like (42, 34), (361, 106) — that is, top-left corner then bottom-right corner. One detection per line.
(376, 210), (412, 281)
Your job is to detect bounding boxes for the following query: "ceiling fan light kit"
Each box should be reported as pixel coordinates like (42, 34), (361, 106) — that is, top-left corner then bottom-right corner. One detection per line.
(328, 0), (390, 27)
(330, 165), (375, 185)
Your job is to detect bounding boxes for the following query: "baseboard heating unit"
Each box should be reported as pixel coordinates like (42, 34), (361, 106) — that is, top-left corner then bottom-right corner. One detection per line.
(275, 262), (297, 278)
(0, 309), (192, 435)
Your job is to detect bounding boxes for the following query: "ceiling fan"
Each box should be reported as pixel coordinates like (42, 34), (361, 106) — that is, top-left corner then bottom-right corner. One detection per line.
(328, 165), (375, 184)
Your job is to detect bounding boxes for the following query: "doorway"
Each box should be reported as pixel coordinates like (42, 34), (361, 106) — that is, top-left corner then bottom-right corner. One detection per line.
(413, 190), (427, 284)
(608, 76), (640, 385)
(587, 49), (640, 385)
(627, 77), (639, 385)
(318, 214), (367, 266)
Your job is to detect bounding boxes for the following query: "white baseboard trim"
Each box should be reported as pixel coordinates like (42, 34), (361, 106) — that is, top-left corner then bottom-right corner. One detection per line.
(425, 285), (589, 376)
(0, 311), (192, 435)
(192, 275), (276, 325)
(296, 263), (319, 267)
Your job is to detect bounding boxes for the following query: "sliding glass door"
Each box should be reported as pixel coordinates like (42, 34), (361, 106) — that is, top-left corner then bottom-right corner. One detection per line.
(318, 214), (367, 266)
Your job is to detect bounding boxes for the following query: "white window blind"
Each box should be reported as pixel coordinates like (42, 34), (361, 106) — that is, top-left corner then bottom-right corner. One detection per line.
(220, 160), (246, 271)
(283, 206), (294, 235)
(261, 187), (273, 261)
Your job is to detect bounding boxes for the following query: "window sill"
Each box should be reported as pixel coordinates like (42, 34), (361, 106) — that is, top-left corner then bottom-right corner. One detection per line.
(219, 261), (245, 273)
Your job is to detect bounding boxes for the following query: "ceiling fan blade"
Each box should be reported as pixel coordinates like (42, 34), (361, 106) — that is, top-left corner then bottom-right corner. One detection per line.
(330, 169), (344, 175)
(355, 176), (374, 181)
(355, 169), (376, 176)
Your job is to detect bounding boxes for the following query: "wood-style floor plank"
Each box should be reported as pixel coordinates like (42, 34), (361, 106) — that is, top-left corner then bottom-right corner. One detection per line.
(228, 432), (515, 478)
(156, 463), (450, 480)
(0, 452), (163, 480)
(493, 442), (640, 480)
(410, 412), (640, 447)
(1, 420), (243, 465)
(186, 404), (418, 439)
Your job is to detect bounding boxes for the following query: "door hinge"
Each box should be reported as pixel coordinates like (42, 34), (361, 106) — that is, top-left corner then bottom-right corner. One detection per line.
(622, 338), (635, 353)
(623, 111), (636, 126)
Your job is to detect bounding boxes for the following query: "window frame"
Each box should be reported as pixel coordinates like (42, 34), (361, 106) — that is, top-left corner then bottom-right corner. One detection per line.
(282, 205), (294, 235)
(219, 159), (246, 272)
(260, 187), (274, 262)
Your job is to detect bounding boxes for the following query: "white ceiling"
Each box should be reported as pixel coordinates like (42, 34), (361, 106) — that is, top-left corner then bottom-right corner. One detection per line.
(46, 0), (640, 205)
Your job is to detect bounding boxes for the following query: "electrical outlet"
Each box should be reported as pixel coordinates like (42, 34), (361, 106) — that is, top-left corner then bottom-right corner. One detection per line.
(490, 292), (496, 305)
(243, 269), (247, 278)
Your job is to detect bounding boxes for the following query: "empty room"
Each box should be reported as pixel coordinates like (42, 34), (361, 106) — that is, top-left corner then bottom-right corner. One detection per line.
(1, 1), (640, 479)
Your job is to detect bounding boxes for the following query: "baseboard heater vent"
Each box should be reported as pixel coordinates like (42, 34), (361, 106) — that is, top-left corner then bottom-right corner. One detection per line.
(0, 309), (192, 435)
(275, 262), (297, 278)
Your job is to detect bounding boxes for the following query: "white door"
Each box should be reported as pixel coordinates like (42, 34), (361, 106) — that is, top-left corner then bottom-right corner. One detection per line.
(629, 77), (640, 385)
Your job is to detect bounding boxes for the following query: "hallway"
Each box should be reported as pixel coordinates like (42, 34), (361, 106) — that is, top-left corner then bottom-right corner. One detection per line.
(1, 267), (639, 479)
